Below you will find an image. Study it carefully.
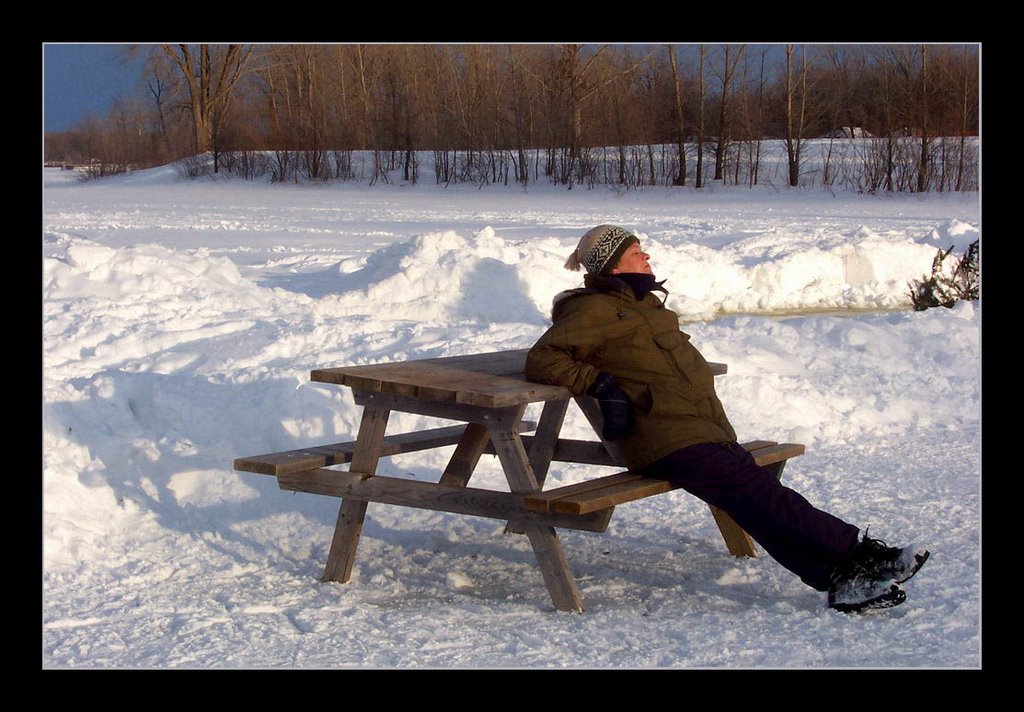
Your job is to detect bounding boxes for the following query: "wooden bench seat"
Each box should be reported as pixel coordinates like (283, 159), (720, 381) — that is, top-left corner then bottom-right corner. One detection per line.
(234, 421), (537, 476)
(523, 441), (805, 515)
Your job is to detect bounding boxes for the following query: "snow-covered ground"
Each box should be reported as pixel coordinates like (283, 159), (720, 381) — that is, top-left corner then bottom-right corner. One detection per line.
(42, 163), (980, 668)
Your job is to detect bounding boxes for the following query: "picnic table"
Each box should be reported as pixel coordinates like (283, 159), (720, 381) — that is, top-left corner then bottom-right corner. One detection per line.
(234, 349), (804, 613)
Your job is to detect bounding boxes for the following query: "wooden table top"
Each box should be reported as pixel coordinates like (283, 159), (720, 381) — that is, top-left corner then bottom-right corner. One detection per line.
(312, 348), (726, 409)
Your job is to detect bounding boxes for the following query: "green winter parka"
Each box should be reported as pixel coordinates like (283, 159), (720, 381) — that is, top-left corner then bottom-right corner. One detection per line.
(525, 273), (737, 470)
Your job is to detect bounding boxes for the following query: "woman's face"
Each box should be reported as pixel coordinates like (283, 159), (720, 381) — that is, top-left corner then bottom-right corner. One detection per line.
(609, 242), (653, 275)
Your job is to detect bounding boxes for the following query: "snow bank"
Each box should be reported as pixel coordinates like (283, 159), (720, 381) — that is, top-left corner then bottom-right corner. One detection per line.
(325, 227), (564, 324)
(222, 221), (970, 325)
(644, 223), (972, 319)
(702, 301), (980, 448)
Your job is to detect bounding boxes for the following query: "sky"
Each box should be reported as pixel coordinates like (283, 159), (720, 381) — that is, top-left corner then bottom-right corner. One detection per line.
(43, 44), (145, 133)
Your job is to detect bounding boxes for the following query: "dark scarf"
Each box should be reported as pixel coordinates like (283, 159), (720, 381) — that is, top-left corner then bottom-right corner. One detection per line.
(614, 273), (668, 301)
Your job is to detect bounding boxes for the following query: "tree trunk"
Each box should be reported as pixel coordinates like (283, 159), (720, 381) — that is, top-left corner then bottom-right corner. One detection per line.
(784, 45), (797, 187)
(668, 45), (687, 186)
(696, 45), (706, 189)
(161, 44), (250, 157)
(917, 45), (930, 193)
(713, 45), (743, 182)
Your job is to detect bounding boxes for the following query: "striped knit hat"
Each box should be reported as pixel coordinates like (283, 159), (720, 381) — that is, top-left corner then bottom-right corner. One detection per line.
(564, 225), (639, 274)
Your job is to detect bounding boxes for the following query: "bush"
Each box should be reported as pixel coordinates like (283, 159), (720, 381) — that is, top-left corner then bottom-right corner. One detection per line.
(175, 154), (213, 179)
(219, 150), (270, 180)
(908, 239), (979, 310)
(76, 162), (129, 181)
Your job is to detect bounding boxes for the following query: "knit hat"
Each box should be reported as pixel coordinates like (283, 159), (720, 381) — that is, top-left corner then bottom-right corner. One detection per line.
(564, 225), (639, 274)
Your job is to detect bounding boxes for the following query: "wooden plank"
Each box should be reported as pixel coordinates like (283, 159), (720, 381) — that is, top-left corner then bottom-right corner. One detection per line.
(313, 350), (725, 386)
(235, 433), (794, 478)
(314, 350), (531, 384)
(235, 420), (538, 477)
(523, 441), (807, 518)
(549, 438), (620, 466)
(741, 440), (780, 454)
(235, 425), (470, 476)
(506, 399), (570, 535)
(751, 442), (805, 467)
(438, 422), (491, 488)
(415, 349), (727, 378)
(418, 349), (532, 376)
(485, 406), (585, 613)
(312, 349), (724, 409)
(709, 506), (758, 557)
(352, 390), (546, 425)
(527, 434), (781, 468)
(321, 499), (372, 583)
(524, 525), (586, 613)
(314, 361), (569, 408)
(552, 478), (677, 515)
(349, 403), (391, 475)
(327, 362), (512, 401)
(523, 472), (643, 512)
(321, 403), (389, 584)
(494, 436), (617, 467)
(485, 406), (542, 495)
(277, 468), (614, 533)
(527, 399), (570, 488)
(520, 440), (798, 512)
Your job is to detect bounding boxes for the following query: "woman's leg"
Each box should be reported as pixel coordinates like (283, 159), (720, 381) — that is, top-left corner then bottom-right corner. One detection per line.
(639, 441), (859, 591)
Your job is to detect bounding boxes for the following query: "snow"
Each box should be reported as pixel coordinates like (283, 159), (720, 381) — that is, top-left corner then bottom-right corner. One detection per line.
(42, 163), (980, 668)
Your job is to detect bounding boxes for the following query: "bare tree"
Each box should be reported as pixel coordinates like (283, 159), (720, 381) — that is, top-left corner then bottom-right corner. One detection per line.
(783, 44), (810, 187)
(143, 68), (185, 163)
(667, 45), (687, 186)
(505, 45), (537, 184)
(561, 44), (593, 160)
(159, 44), (252, 171)
(341, 45), (371, 151)
(737, 47), (768, 187)
(917, 44), (930, 193)
(696, 44), (707, 189)
(543, 45), (654, 161)
(713, 44), (745, 181)
(377, 44), (437, 183)
(145, 67), (174, 156)
(868, 45), (931, 191)
(350, 45), (389, 182)
(954, 45), (979, 191)
(817, 45), (861, 188)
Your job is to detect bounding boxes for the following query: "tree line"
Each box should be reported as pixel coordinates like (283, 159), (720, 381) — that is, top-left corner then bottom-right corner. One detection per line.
(44, 43), (979, 192)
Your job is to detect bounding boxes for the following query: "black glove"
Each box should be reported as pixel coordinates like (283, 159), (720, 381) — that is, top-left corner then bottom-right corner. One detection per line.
(587, 373), (633, 441)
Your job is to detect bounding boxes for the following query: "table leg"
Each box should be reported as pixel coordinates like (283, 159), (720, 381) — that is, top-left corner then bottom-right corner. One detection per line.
(506, 398), (569, 535)
(527, 399), (569, 488)
(709, 506), (758, 557)
(487, 406), (584, 613)
(321, 402), (390, 583)
(438, 422), (491, 488)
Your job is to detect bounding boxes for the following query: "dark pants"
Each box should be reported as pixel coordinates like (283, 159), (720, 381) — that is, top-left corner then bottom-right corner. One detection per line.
(638, 441), (859, 591)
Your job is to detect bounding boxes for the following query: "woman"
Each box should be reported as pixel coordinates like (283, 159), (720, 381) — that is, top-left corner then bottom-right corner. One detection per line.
(525, 225), (929, 613)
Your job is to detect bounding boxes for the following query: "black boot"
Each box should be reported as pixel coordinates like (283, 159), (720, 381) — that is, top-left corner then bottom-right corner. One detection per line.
(827, 533), (930, 613)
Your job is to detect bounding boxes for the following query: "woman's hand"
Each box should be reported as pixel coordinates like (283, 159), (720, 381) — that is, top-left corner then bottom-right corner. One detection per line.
(587, 373), (633, 440)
